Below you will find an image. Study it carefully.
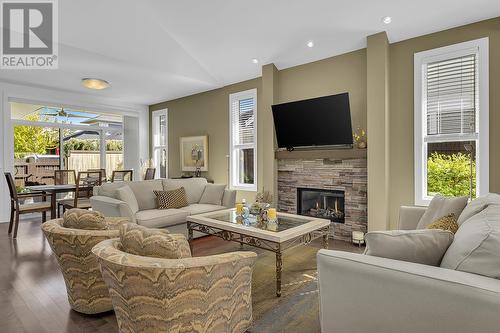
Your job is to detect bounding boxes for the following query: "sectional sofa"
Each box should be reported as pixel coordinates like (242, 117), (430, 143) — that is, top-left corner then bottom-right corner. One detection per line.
(90, 177), (236, 238)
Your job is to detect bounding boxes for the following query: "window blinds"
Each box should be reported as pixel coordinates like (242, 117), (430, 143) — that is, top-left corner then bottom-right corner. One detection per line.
(426, 54), (477, 136)
(231, 97), (255, 145)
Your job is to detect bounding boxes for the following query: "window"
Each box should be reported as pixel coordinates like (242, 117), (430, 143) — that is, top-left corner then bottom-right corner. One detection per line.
(152, 109), (168, 179)
(414, 38), (489, 205)
(229, 89), (257, 191)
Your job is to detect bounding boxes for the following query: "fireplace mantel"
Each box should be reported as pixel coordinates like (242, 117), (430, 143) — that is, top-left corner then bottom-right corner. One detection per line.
(275, 147), (367, 160)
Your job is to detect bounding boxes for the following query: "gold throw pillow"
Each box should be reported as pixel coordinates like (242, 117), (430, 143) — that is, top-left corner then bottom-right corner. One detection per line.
(426, 213), (459, 234)
(154, 187), (188, 209)
(62, 208), (108, 230)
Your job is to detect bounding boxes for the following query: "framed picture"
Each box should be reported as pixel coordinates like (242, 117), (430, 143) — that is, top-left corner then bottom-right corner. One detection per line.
(180, 136), (208, 172)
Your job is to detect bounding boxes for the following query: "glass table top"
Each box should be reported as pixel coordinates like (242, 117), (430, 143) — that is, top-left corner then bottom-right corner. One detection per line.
(203, 209), (315, 233)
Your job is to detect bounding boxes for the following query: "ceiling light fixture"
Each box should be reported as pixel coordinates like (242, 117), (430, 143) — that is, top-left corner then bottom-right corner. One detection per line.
(251, 58), (259, 64)
(81, 78), (110, 90)
(307, 40), (314, 48)
(382, 16), (392, 24)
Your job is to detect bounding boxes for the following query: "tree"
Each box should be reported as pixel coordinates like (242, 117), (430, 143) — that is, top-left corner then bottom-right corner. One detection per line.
(14, 114), (59, 158)
(427, 152), (476, 197)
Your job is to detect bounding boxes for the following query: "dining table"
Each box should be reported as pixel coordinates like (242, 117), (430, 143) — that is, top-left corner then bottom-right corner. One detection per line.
(25, 184), (94, 219)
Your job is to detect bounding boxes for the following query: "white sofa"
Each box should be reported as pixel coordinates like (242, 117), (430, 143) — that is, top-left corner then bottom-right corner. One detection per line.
(317, 196), (500, 333)
(90, 178), (236, 238)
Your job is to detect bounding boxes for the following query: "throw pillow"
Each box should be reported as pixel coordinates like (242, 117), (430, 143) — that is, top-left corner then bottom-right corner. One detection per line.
(440, 205), (500, 278)
(115, 185), (139, 214)
(199, 184), (226, 205)
(364, 229), (454, 266)
(426, 213), (459, 234)
(416, 195), (468, 229)
(63, 208), (108, 230)
(154, 187), (189, 209)
(119, 223), (191, 259)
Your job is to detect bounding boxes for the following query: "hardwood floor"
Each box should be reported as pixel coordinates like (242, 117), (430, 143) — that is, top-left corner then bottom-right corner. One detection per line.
(0, 215), (363, 333)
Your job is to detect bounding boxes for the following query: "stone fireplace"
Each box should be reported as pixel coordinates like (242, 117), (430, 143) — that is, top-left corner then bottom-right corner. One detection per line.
(277, 156), (367, 241)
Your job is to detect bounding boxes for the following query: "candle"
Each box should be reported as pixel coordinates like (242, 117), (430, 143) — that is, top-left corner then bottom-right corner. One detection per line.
(236, 203), (244, 215)
(267, 208), (277, 220)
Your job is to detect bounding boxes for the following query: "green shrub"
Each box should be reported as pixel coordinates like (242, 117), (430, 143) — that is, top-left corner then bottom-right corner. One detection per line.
(427, 152), (475, 197)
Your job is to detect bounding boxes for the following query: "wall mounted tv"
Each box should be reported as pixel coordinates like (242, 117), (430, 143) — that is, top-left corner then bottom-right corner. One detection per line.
(271, 92), (353, 150)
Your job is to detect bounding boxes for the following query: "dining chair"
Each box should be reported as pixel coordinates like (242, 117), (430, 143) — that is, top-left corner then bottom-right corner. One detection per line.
(4, 172), (51, 238)
(88, 168), (107, 182)
(59, 171), (102, 213)
(144, 167), (156, 180)
(111, 170), (133, 182)
(54, 170), (77, 217)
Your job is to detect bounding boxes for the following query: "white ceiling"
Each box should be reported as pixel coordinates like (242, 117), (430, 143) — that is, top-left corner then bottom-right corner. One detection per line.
(0, 0), (499, 106)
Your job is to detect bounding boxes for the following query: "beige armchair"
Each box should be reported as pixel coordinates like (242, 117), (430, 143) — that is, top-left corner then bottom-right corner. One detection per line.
(41, 217), (129, 314)
(92, 239), (257, 333)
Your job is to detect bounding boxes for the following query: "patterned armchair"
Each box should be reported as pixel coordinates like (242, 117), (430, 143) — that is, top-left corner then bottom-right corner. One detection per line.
(92, 239), (257, 333)
(41, 217), (129, 314)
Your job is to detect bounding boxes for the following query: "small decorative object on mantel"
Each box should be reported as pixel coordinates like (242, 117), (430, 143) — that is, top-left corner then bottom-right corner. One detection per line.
(353, 127), (367, 149)
(180, 135), (208, 174)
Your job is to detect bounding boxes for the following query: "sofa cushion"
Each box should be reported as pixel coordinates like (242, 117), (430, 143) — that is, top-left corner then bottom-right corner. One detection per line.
(163, 178), (208, 204)
(199, 184), (226, 205)
(127, 179), (164, 211)
(441, 205), (500, 278)
(135, 209), (189, 228)
(115, 185), (139, 214)
(426, 213), (459, 234)
(457, 193), (500, 226)
(417, 195), (468, 229)
(63, 208), (108, 230)
(119, 223), (191, 259)
(94, 182), (127, 199)
(179, 203), (226, 215)
(365, 229), (454, 266)
(154, 188), (189, 209)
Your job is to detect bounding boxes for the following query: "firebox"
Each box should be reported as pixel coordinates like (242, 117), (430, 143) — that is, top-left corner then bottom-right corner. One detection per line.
(297, 188), (345, 223)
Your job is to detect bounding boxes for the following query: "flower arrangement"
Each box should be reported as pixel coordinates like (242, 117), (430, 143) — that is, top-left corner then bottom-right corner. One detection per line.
(353, 127), (367, 149)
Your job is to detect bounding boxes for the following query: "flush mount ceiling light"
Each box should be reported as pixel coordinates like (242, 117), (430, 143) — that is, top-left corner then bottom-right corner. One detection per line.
(81, 78), (110, 90)
(251, 58), (259, 64)
(307, 40), (314, 48)
(382, 16), (392, 24)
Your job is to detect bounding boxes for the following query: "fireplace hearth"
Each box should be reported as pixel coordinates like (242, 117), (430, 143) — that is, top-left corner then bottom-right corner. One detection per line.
(297, 188), (345, 223)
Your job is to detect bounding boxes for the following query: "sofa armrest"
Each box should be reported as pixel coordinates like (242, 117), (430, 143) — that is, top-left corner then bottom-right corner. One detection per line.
(222, 189), (237, 207)
(317, 250), (500, 333)
(398, 205), (426, 230)
(90, 196), (135, 222)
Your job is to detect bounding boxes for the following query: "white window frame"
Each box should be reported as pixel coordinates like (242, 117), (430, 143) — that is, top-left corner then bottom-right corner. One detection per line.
(151, 109), (168, 179)
(229, 89), (257, 191)
(414, 38), (489, 206)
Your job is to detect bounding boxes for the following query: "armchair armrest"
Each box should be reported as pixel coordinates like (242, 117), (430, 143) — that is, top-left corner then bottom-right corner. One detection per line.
(90, 196), (135, 222)
(222, 189), (237, 207)
(398, 205), (426, 229)
(317, 250), (500, 333)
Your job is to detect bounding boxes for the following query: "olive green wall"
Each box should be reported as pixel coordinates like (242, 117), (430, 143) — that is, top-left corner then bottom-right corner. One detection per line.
(276, 49), (367, 131)
(149, 78), (262, 202)
(388, 17), (500, 229)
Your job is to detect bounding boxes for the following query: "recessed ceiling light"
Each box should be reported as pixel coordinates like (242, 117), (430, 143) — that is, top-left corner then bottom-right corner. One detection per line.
(251, 58), (259, 64)
(307, 40), (314, 48)
(81, 78), (110, 90)
(382, 16), (392, 24)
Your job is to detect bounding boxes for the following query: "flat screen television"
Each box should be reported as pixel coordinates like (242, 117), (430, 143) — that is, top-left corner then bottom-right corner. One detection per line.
(271, 93), (353, 150)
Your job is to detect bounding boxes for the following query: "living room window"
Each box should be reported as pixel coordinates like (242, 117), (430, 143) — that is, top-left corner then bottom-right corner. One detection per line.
(229, 89), (257, 191)
(414, 38), (489, 205)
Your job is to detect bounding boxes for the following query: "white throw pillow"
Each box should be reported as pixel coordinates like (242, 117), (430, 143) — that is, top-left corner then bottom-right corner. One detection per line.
(416, 195), (468, 229)
(457, 193), (500, 226)
(441, 205), (500, 279)
(116, 185), (139, 214)
(199, 184), (226, 205)
(365, 229), (454, 266)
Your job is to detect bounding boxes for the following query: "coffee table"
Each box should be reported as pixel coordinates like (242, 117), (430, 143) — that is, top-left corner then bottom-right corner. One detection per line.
(187, 209), (330, 297)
